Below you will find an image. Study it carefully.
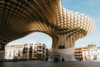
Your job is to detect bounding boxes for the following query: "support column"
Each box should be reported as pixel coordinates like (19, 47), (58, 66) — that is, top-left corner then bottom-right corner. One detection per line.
(52, 36), (59, 48)
(70, 35), (73, 47)
(73, 36), (75, 47)
(65, 34), (68, 48)
(50, 34), (76, 61)
(49, 47), (75, 61)
(67, 36), (70, 48)
(52, 34), (76, 49)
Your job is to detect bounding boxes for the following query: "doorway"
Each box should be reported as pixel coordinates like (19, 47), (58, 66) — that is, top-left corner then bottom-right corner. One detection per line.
(54, 55), (60, 61)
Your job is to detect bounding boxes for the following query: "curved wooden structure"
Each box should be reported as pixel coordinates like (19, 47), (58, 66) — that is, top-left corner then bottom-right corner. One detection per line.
(0, 0), (95, 60)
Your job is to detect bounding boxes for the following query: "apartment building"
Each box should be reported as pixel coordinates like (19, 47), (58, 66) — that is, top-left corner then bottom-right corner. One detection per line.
(46, 48), (50, 59)
(74, 47), (83, 61)
(5, 45), (24, 59)
(74, 44), (100, 61)
(37, 45), (46, 60)
(5, 41), (50, 60)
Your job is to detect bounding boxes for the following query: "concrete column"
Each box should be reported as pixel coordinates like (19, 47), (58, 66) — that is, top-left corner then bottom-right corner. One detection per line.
(65, 34), (68, 48)
(61, 34), (64, 46)
(71, 35), (75, 47)
(52, 37), (55, 48)
(70, 35), (73, 47)
(52, 34), (76, 49)
(67, 36), (70, 48)
(56, 35), (60, 48)
(73, 37), (75, 47)
(50, 33), (76, 61)
(52, 36), (59, 48)
(49, 47), (75, 61)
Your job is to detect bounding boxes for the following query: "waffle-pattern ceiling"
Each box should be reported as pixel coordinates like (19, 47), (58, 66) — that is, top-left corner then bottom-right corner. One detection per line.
(0, 0), (95, 47)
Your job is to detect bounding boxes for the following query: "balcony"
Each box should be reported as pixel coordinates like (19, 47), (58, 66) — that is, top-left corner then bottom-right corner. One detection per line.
(34, 52), (37, 54)
(75, 57), (82, 58)
(74, 53), (82, 55)
(37, 52), (43, 54)
(37, 48), (43, 50)
(75, 51), (82, 53)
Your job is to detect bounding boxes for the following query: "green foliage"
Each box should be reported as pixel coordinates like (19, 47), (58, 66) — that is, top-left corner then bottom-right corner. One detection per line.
(88, 44), (94, 47)
(43, 44), (45, 46)
(83, 47), (88, 49)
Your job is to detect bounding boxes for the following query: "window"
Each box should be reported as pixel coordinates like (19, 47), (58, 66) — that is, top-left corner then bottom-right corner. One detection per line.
(43, 47), (45, 49)
(43, 51), (45, 53)
(29, 51), (32, 53)
(23, 51), (25, 54)
(25, 55), (27, 57)
(62, 46), (65, 49)
(23, 47), (28, 50)
(59, 46), (65, 49)
(34, 50), (37, 53)
(18, 53), (20, 56)
(43, 56), (45, 57)
(25, 48), (28, 50)
(59, 46), (61, 49)
(25, 51), (27, 53)
(34, 54), (37, 57)
(30, 47), (32, 50)
(24, 44), (28, 46)
(39, 55), (41, 57)
(29, 54), (32, 57)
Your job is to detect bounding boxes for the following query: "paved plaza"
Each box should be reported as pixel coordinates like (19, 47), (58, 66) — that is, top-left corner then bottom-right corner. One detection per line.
(0, 60), (100, 67)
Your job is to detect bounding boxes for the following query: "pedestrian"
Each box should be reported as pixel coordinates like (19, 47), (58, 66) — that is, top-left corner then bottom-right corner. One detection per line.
(56, 58), (58, 63)
(54, 57), (56, 63)
(62, 58), (64, 61)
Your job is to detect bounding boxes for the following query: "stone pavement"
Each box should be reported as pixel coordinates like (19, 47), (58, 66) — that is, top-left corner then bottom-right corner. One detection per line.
(0, 60), (100, 67)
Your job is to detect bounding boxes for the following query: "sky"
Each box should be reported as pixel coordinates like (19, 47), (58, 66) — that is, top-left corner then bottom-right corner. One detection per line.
(7, 0), (100, 48)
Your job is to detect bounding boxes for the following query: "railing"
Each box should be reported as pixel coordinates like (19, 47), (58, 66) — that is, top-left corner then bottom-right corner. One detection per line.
(37, 52), (43, 54)
(75, 57), (82, 58)
(74, 54), (82, 55)
(74, 51), (82, 53)
(37, 48), (43, 50)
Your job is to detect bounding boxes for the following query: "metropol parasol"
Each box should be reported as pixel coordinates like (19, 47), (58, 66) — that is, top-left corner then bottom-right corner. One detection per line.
(0, 0), (95, 61)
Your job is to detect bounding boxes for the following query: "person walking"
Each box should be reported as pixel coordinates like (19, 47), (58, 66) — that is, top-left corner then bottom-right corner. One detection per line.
(56, 58), (58, 63)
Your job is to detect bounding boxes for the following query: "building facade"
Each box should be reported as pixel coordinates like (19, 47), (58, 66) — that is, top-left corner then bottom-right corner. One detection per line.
(74, 44), (100, 61)
(5, 45), (24, 59)
(5, 41), (50, 60)
(74, 47), (83, 61)
(37, 45), (46, 60)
